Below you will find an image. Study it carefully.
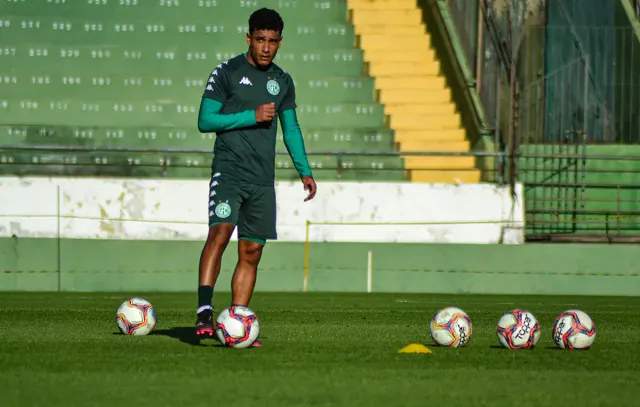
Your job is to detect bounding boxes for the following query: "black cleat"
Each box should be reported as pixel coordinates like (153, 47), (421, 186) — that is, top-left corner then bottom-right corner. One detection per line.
(195, 308), (215, 338)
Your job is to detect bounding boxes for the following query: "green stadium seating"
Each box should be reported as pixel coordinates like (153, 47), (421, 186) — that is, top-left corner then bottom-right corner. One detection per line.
(0, 45), (365, 76)
(0, 125), (396, 151)
(3, 0), (348, 21)
(1, 73), (374, 103)
(0, 98), (385, 128)
(0, 148), (405, 181)
(0, 0), (404, 181)
(1, 16), (356, 49)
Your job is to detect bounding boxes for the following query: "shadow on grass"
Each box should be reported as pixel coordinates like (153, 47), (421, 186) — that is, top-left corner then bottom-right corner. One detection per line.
(152, 326), (224, 347)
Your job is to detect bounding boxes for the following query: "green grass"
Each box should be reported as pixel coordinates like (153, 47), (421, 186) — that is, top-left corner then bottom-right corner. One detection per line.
(0, 292), (639, 407)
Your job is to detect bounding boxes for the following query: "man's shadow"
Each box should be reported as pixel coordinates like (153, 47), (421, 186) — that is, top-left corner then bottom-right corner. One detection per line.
(152, 327), (224, 347)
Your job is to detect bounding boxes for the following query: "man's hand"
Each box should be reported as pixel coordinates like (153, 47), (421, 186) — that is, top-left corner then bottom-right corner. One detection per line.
(255, 103), (275, 123)
(302, 176), (317, 202)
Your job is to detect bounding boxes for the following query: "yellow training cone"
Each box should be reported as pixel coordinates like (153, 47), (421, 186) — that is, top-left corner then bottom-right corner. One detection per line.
(398, 343), (432, 354)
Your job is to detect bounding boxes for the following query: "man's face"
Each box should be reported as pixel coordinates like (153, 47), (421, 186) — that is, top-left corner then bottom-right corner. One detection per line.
(246, 29), (282, 68)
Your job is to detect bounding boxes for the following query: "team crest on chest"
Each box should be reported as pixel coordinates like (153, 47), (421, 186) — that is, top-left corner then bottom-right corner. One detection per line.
(266, 79), (280, 96)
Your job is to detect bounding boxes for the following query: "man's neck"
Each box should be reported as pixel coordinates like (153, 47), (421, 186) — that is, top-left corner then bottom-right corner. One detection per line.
(245, 52), (270, 71)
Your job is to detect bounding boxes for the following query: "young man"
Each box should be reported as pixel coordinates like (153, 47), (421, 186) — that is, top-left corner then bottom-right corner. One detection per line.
(194, 8), (317, 346)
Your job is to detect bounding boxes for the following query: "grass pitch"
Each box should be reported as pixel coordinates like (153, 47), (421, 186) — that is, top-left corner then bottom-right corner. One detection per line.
(0, 292), (638, 407)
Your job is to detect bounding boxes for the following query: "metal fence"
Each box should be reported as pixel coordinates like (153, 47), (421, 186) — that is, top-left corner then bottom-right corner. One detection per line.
(447, 0), (640, 144)
(444, 0), (640, 241)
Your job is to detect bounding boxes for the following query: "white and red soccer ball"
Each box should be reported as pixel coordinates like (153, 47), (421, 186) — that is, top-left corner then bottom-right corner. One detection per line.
(215, 305), (260, 348)
(116, 297), (157, 336)
(430, 306), (472, 348)
(552, 309), (597, 350)
(496, 309), (541, 349)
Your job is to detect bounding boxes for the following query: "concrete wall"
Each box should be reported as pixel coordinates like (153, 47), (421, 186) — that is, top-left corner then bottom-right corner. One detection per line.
(0, 177), (525, 244)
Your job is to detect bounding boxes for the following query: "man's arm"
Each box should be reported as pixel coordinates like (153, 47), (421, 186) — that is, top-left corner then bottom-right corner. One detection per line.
(198, 63), (269, 133)
(279, 108), (313, 179)
(197, 97), (257, 133)
(278, 73), (316, 201)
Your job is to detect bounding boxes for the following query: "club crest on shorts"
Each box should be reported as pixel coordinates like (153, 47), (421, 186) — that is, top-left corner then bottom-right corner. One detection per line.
(266, 79), (280, 95)
(214, 202), (231, 218)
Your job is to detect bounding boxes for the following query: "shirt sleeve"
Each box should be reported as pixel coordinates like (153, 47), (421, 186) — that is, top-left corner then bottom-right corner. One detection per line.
(202, 64), (230, 103)
(279, 73), (297, 112)
(279, 108), (313, 179)
(197, 97), (257, 133)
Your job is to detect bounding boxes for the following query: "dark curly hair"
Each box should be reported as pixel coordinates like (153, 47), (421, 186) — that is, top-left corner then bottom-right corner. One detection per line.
(249, 8), (284, 35)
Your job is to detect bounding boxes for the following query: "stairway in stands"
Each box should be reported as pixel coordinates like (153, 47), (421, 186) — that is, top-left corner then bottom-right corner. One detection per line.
(0, 0), (405, 182)
(347, 0), (482, 183)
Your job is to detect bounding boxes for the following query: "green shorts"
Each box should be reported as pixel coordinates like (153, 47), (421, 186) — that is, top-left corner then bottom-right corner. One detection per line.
(207, 175), (277, 243)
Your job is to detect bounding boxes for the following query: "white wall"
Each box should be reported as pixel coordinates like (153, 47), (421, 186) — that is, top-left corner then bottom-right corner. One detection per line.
(0, 177), (525, 244)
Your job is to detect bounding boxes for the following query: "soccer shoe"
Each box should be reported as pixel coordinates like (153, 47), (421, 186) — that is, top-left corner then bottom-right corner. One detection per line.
(251, 339), (263, 348)
(195, 308), (215, 338)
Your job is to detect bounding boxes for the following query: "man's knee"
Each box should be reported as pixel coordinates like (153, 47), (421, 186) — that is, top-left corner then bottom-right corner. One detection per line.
(238, 239), (264, 264)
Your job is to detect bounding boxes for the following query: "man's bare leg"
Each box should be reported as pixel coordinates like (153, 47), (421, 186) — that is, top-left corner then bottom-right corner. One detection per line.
(231, 239), (264, 306)
(195, 223), (234, 337)
(231, 239), (265, 346)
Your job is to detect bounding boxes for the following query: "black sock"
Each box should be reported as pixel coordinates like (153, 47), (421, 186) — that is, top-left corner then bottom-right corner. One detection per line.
(197, 285), (214, 311)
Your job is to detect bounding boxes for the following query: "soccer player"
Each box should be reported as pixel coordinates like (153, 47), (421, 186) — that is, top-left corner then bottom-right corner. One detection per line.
(194, 8), (317, 346)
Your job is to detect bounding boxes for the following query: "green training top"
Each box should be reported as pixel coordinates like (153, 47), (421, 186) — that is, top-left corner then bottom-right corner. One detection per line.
(199, 53), (313, 185)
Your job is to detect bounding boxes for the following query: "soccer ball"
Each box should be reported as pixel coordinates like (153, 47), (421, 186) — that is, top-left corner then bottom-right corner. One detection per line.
(429, 306), (472, 347)
(552, 309), (597, 350)
(116, 297), (157, 336)
(496, 309), (541, 349)
(215, 305), (260, 348)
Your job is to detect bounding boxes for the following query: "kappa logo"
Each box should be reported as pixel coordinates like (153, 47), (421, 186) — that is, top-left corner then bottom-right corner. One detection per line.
(206, 73), (216, 91)
(210, 175), (220, 198)
(239, 77), (253, 86)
